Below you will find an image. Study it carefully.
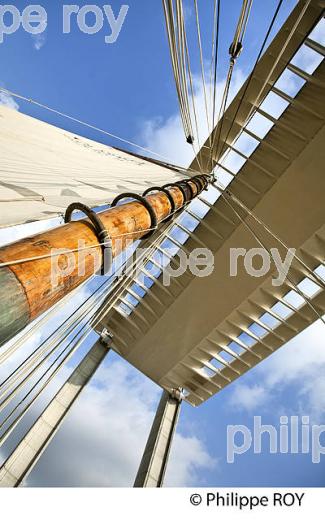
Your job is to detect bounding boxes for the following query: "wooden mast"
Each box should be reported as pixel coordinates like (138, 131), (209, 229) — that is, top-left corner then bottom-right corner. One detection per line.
(0, 176), (208, 348)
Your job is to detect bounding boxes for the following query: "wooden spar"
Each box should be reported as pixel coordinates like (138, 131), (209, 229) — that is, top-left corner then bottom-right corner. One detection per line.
(0, 176), (208, 348)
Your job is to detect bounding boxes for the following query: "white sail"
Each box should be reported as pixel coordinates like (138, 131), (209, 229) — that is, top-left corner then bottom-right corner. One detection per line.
(0, 105), (184, 228)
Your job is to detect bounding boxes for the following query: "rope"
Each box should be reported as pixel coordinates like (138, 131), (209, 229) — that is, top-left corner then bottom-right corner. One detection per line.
(215, 0), (312, 169)
(0, 279), (110, 401)
(213, 177), (325, 291)
(0, 244), (139, 406)
(0, 176), (205, 269)
(211, 0), (283, 177)
(210, 0), (221, 132)
(162, 0), (194, 144)
(218, 188), (325, 327)
(0, 282), (109, 415)
(0, 188), (199, 438)
(230, 0), (253, 58)
(0, 86), (199, 176)
(222, 188), (325, 290)
(162, 0), (210, 165)
(0, 216), (180, 444)
(184, 26), (205, 170)
(0, 276), (92, 367)
(209, 0), (254, 170)
(194, 0), (211, 136)
(210, 60), (235, 169)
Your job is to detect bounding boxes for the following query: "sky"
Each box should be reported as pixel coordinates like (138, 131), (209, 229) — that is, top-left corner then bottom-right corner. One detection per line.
(0, 0), (325, 487)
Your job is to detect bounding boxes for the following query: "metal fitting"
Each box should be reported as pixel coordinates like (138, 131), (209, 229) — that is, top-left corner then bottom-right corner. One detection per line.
(170, 388), (183, 402)
(99, 328), (114, 347)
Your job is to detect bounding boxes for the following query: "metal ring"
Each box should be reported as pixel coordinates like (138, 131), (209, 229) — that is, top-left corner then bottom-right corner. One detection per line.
(143, 187), (176, 222)
(184, 179), (198, 198)
(162, 182), (187, 209)
(201, 174), (211, 190)
(64, 202), (112, 276)
(175, 180), (194, 201)
(192, 175), (208, 191)
(189, 177), (203, 192)
(193, 174), (209, 191)
(189, 177), (204, 194)
(111, 192), (158, 239)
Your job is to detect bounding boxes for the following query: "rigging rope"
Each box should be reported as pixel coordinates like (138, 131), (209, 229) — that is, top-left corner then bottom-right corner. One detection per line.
(0, 279), (110, 400)
(0, 86), (199, 177)
(0, 197), (194, 269)
(210, 0), (221, 133)
(0, 216), (180, 444)
(193, 0), (211, 136)
(0, 173), (204, 432)
(214, 183), (325, 327)
(214, 0), (284, 172)
(0, 276), (91, 367)
(209, 0), (254, 170)
(222, 188), (325, 290)
(162, 0), (194, 144)
(1, 0), (321, 447)
(214, 0), (312, 172)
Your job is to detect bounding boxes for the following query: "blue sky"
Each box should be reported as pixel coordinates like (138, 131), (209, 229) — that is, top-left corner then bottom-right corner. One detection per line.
(1, 0), (325, 487)
(1, 0), (297, 156)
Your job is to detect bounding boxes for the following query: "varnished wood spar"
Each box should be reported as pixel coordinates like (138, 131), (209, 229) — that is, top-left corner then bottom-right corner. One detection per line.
(0, 178), (205, 347)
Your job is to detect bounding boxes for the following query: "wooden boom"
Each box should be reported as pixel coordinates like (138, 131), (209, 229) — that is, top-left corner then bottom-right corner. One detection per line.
(0, 175), (208, 347)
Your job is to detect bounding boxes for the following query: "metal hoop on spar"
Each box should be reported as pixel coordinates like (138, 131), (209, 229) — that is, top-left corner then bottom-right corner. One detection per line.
(64, 202), (113, 276)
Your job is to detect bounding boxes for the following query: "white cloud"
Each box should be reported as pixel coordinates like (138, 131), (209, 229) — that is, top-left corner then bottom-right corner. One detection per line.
(228, 320), (325, 419)
(32, 32), (46, 50)
(0, 215), (215, 487)
(138, 71), (246, 169)
(229, 384), (268, 412)
(0, 90), (19, 111)
(166, 433), (217, 486)
(262, 321), (325, 388)
(8, 357), (215, 487)
(3, 42), (319, 486)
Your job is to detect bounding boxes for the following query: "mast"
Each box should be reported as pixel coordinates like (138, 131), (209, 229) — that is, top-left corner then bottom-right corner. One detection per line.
(0, 336), (112, 487)
(134, 389), (182, 487)
(0, 175), (208, 348)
